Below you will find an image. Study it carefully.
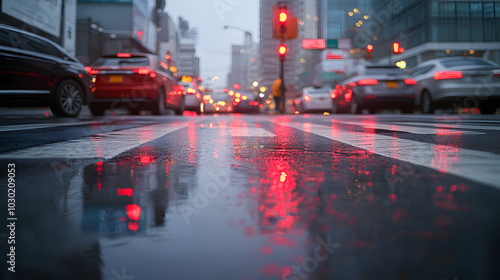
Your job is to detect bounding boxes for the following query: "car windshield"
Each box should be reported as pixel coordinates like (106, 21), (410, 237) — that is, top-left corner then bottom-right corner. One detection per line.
(180, 82), (195, 89)
(93, 57), (150, 66)
(306, 88), (331, 94)
(441, 59), (497, 68)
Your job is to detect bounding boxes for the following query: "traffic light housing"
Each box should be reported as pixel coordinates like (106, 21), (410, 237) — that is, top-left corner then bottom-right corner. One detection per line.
(272, 5), (298, 40)
(392, 42), (405, 54)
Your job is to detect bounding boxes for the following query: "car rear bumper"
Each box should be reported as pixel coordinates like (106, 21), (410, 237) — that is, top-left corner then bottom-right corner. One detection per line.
(184, 94), (201, 109)
(89, 98), (155, 109)
(431, 84), (500, 103)
(92, 85), (157, 100)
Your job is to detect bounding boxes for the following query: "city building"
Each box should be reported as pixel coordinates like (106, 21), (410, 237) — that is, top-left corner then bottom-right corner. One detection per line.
(75, 0), (162, 65)
(177, 17), (200, 78)
(370, 0), (500, 67)
(227, 45), (246, 89)
(296, 0), (319, 89)
(157, 12), (180, 76)
(0, 0), (77, 53)
(315, 0), (372, 83)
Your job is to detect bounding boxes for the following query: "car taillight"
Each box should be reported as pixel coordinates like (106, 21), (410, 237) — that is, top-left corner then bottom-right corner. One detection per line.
(357, 79), (378, 85)
(126, 204), (141, 221)
(404, 79), (417, 85)
(493, 70), (500, 77)
(134, 68), (151, 75)
(330, 90), (337, 99)
(434, 71), (462, 80)
(85, 66), (92, 73)
(117, 53), (131, 58)
(187, 88), (196, 94)
(304, 95), (311, 102)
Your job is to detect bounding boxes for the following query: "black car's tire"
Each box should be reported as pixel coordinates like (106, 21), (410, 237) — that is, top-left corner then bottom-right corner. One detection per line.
(350, 95), (362, 114)
(89, 104), (106, 116)
(421, 90), (435, 114)
(151, 88), (166, 115)
(479, 102), (497, 114)
(51, 80), (84, 117)
(175, 97), (185, 115)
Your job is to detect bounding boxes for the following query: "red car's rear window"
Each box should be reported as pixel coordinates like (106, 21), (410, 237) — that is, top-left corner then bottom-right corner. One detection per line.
(93, 57), (150, 67)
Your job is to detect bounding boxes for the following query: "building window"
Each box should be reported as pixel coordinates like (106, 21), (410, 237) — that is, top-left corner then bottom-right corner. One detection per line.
(457, 2), (470, 18)
(457, 18), (471, 41)
(471, 19), (484, 41)
(470, 2), (482, 18)
(484, 3), (495, 18)
(496, 3), (500, 18)
(484, 19), (496, 41)
(439, 2), (456, 17)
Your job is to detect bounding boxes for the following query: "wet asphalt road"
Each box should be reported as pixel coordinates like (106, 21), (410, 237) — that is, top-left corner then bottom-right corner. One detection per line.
(1, 109), (500, 280)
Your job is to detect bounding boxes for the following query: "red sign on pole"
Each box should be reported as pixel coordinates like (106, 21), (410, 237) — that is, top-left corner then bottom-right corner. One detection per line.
(326, 51), (343, 60)
(302, 39), (326, 50)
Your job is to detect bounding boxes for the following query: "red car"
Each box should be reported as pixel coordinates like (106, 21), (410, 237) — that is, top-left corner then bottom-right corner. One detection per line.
(87, 53), (184, 116)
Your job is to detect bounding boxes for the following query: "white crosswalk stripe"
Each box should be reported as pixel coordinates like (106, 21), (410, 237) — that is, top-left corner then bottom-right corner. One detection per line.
(0, 124), (186, 159)
(0, 121), (97, 132)
(280, 122), (500, 189)
(394, 122), (500, 132)
(336, 120), (485, 134)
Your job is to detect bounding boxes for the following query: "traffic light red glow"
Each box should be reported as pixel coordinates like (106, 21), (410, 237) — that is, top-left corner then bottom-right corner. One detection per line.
(279, 11), (288, 23)
(392, 42), (400, 54)
(366, 44), (373, 53)
(278, 45), (287, 56)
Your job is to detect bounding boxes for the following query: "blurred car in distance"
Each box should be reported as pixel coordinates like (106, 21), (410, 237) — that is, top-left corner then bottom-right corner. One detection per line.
(233, 91), (262, 114)
(333, 65), (416, 114)
(0, 24), (94, 117)
(203, 94), (234, 114)
(409, 57), (500, 114)
(179, 81), (203, 114)
(295, 86), (333, 114)
(87, 53), (184, 116)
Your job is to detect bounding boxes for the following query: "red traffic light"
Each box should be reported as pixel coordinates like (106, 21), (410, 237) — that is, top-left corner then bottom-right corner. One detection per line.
(366, 44), (373, 53)
(392, 42), (399, 54)
(278, 45), (287, 56)
(392, 42), (404, 54)
(279, 10), (288, 23)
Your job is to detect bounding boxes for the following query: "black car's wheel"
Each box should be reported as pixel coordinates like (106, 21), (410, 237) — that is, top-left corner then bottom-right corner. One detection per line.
(175, 97), (185, 115)
(51, 80), (84, 117)
(195, 103), (202, 115)
(421, 90), (435, 114)
(479, 102), (498, 114)
(151, 88), (166, 115)
(349, 95), (362, 114)
(89, 104), (106, 116)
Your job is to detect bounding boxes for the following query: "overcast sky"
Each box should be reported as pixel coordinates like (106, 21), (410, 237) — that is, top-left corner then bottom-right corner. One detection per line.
(165, 0), (259, 87)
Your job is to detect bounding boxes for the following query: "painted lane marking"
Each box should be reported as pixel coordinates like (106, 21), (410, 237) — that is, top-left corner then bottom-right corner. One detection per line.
(280, 122), (500, 188)
(0, 124), (186, 159)
(394, 122), (500, 132)
(336, 121), (484, 135)
(0, 121), (97, 132)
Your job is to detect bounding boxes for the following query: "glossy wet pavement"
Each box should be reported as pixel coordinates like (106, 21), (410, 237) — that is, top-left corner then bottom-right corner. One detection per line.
(1, 113), (500, 280)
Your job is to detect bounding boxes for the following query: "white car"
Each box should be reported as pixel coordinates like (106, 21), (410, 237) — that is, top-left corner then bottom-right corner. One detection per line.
(179, 81), (203, 114)
(295, 86), (334, 114)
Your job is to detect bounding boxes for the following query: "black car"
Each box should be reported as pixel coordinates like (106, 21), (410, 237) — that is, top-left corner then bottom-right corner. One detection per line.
(233, 91), (261, 113)
(0, 24), (94, 117)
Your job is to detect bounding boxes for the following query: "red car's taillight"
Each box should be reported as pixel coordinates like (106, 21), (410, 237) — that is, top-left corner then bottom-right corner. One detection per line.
(357, 79), (379, 85)
(434, 71), (463, 80)
(404, 79), (417, 85)
(304, 95), (311, 102)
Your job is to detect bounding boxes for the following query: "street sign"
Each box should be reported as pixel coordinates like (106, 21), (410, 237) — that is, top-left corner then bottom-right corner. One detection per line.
(302, 39), (326, 49)
(326, 51), (343, 60)
(326, 39), (338, 49)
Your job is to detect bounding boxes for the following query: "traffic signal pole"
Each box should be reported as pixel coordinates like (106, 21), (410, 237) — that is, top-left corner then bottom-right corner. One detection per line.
(280, 49), (285, 114)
